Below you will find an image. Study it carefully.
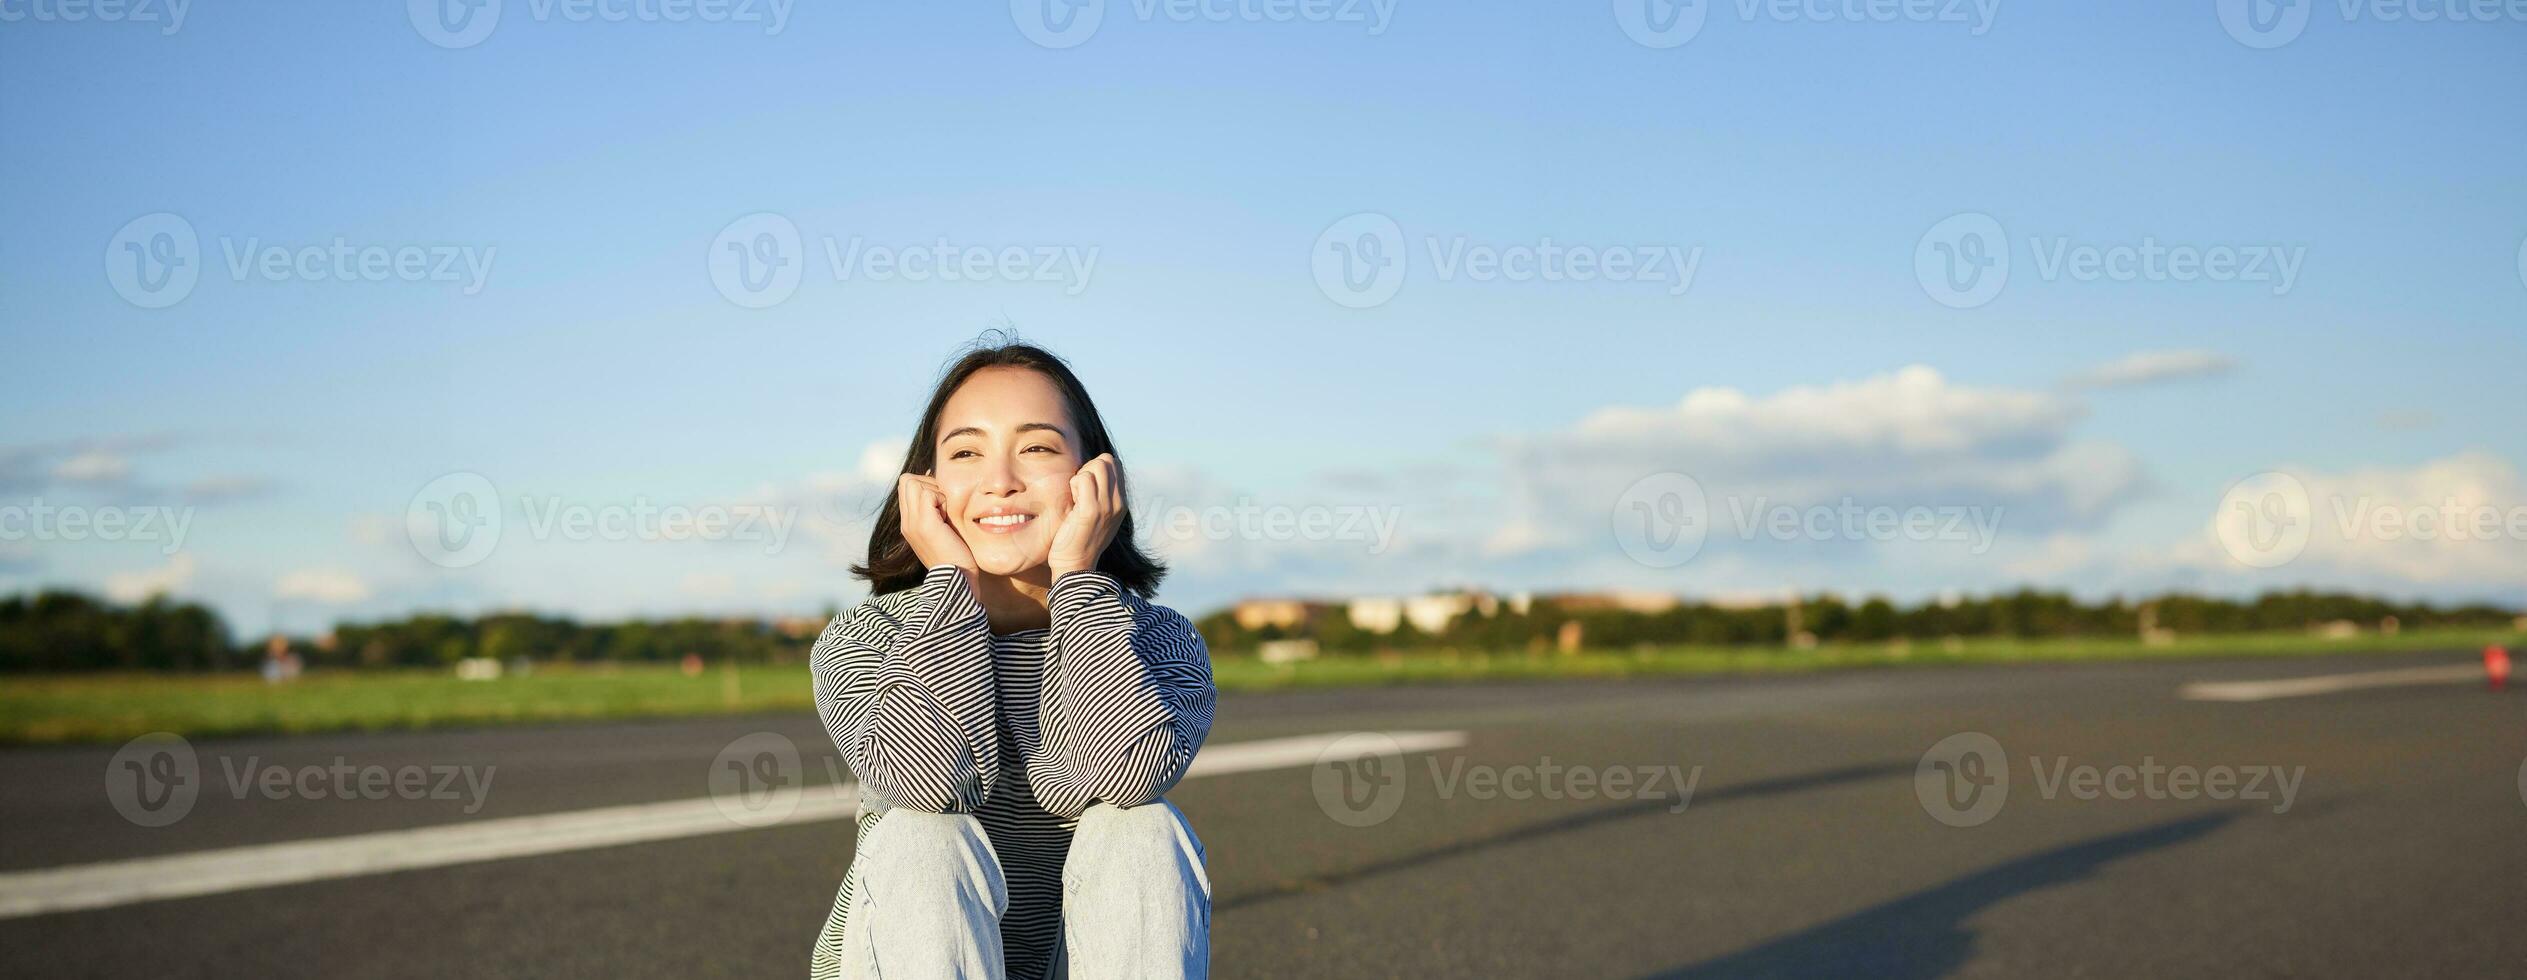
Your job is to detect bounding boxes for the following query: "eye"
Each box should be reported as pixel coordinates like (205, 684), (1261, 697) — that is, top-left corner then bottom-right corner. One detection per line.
(1023, 444), (1057, 454)
(946, 448), (977, 460)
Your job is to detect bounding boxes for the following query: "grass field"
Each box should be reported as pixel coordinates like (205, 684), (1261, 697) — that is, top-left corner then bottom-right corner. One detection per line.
(2, 627), (2516, 745)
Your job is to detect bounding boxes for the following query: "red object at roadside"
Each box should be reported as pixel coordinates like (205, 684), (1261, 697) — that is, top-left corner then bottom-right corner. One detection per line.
(2486, 646), (2510, 692)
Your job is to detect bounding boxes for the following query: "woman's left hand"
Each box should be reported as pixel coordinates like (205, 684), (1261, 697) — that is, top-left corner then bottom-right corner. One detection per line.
(1048, 453), (1123, 580)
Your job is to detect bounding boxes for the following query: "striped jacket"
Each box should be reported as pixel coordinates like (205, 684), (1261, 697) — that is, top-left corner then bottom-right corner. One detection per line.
(808, 564), (1216, 980)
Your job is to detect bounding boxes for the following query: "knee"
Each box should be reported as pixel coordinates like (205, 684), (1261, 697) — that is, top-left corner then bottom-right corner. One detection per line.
(860, 808), (1002, 897)
(1069, 798), (1206, 885)
(1074, 799), (1190, 853)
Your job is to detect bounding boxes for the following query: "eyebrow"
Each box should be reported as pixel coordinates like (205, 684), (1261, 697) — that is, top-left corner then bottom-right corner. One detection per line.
(938, 421), (1067, 444)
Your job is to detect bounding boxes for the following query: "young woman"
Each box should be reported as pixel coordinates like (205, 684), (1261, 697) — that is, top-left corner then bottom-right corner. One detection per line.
(808, 338), (1216, 980)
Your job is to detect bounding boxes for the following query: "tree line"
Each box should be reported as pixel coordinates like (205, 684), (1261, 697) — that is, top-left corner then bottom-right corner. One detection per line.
(1192, 589), (2523, 655)
(0, 587), (2516, 673)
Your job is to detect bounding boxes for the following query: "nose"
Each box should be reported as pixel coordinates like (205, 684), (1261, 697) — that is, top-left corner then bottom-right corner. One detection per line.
(976, 451), (1025, 498)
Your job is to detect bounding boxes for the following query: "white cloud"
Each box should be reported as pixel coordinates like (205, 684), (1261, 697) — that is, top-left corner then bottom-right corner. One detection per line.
(274, 568), (373, 604)
(53, 451), (131, 484)
(2182, 451), (2527, 588)
(1493, 365), (2141, 557)
(2067, 349), (2236, 389)
(105, 554), (197, 602)
(1124, 366), (2159, 611)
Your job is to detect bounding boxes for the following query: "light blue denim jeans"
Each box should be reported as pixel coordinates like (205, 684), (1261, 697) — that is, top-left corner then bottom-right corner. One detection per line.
(832, 798), (1211, 979)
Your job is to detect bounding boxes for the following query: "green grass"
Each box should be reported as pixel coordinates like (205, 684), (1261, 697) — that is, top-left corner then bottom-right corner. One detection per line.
(1211, 627), (2524, 691)
(2, 627), (2515, 745)
(0, 663), (815, 745)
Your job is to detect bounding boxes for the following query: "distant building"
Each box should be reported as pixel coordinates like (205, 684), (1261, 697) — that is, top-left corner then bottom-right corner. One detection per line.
(771, 616), (829, 640)
(1231, 599), (1337, 632)
(1348, 590), (1500, 635)
(1257, 639), (1320, 664)
(1542, 591), (1681, 615)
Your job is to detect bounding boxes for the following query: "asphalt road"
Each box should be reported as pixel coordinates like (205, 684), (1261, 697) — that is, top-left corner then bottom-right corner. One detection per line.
(4, 649), (2523, 978)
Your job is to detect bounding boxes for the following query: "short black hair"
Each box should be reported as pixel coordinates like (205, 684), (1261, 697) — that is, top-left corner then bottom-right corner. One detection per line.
(851, 333), (1168, 599)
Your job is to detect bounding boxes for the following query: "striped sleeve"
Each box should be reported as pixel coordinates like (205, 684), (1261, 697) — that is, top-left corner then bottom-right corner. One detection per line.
(809, 564), (1002, 814)
(1037, 571), (1216, 815)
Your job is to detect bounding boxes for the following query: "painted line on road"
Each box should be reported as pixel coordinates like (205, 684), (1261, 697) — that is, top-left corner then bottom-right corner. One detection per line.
(2178, 665), (2485, 702)
(0, 729), (1467, 920)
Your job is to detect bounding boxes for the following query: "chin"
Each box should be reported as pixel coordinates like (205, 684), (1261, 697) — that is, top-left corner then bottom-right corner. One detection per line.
(970, 546), (1050, 579)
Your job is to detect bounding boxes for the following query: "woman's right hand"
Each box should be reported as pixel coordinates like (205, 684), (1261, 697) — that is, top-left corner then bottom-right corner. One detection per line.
(897, 472), (976, 573)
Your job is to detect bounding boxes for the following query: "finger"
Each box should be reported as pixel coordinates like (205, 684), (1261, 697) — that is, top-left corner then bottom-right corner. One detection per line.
(1084, 464), (1109, 515)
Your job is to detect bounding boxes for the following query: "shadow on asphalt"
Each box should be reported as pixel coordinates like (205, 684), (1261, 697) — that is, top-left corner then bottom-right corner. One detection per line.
(1634, 810), (2240, 980)
(1217, 761), (1913, 912)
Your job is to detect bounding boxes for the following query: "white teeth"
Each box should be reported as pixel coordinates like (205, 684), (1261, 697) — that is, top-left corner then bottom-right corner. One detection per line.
(979, 514), (1031, 527)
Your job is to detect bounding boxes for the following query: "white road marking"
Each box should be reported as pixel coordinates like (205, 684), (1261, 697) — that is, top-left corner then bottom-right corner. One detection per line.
(0, 729), (1467, 920)
(2178, 665), (2486, 702)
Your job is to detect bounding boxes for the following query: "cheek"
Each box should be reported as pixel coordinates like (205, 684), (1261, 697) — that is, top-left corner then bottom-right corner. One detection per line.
(935, 479), (979, 516)
(1032, 474), (1074, 511)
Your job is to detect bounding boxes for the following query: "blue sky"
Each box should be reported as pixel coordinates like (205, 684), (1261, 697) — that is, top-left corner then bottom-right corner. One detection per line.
(3, 1), (2523, 636)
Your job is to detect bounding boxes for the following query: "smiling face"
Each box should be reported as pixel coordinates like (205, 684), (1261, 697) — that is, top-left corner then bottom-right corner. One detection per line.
(929, 365), (1084, 579)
